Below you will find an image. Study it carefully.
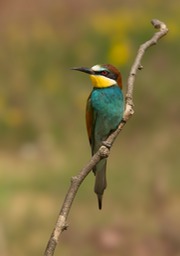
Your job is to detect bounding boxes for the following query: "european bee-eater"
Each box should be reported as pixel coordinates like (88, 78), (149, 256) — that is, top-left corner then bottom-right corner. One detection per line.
(72, 64), (124, 209)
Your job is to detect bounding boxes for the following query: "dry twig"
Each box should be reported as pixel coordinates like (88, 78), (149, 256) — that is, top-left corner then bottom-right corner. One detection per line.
(44, 19), (168, 256)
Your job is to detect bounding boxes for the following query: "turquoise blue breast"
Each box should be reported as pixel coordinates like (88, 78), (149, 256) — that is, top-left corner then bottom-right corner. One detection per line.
(91, 85), (124, 151)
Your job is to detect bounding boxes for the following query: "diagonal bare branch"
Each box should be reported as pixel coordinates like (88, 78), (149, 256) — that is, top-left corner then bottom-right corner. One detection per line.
(44, 19), (168, 256)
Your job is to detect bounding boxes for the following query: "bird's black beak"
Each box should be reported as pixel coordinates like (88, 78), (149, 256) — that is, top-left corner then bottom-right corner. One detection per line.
(71, 67), (94, 75)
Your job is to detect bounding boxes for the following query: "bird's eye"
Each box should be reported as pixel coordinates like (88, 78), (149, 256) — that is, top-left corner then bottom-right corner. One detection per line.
(101, 70), (109, 76)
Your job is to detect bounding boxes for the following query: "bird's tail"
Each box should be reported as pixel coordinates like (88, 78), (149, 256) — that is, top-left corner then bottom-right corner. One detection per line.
(93, 159), (107, 210)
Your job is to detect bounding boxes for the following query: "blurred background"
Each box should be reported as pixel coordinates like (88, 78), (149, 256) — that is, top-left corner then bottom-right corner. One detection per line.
(0, 0), (180, 255)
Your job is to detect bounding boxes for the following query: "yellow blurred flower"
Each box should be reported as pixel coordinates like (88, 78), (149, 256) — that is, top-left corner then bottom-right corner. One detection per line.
(108, 41), (131, 66)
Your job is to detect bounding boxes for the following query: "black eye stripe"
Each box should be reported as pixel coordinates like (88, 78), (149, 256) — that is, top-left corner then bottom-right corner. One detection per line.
(108, 73), (118, 80)
(94, 70), (118, 80)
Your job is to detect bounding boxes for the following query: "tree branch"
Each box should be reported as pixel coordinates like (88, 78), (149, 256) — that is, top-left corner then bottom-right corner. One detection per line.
(44, 19), (168, 256)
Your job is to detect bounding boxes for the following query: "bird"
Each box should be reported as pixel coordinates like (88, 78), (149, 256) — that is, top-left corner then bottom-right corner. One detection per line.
(72, 64), (124, 209)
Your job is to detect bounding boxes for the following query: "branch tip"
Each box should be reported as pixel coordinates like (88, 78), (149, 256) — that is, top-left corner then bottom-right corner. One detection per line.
(151, 19), (167, 31)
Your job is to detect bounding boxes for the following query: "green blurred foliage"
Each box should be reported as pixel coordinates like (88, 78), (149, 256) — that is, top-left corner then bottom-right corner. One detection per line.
(0, 0), (180, 255)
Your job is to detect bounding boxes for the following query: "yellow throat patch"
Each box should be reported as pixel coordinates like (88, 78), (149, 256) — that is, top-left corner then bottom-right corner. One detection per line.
(90, 75), (115, 88)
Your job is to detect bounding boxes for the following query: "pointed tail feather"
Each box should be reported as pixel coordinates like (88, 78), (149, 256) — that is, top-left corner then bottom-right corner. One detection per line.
(97, 194), (103, 210)
(94, 159), (107, 210)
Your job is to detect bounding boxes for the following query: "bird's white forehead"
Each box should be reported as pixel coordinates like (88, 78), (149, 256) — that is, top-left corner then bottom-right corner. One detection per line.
(91, 64), (102, 71)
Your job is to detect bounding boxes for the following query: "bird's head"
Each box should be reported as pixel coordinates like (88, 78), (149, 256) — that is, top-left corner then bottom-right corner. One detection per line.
(72, 64), (122, 89)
